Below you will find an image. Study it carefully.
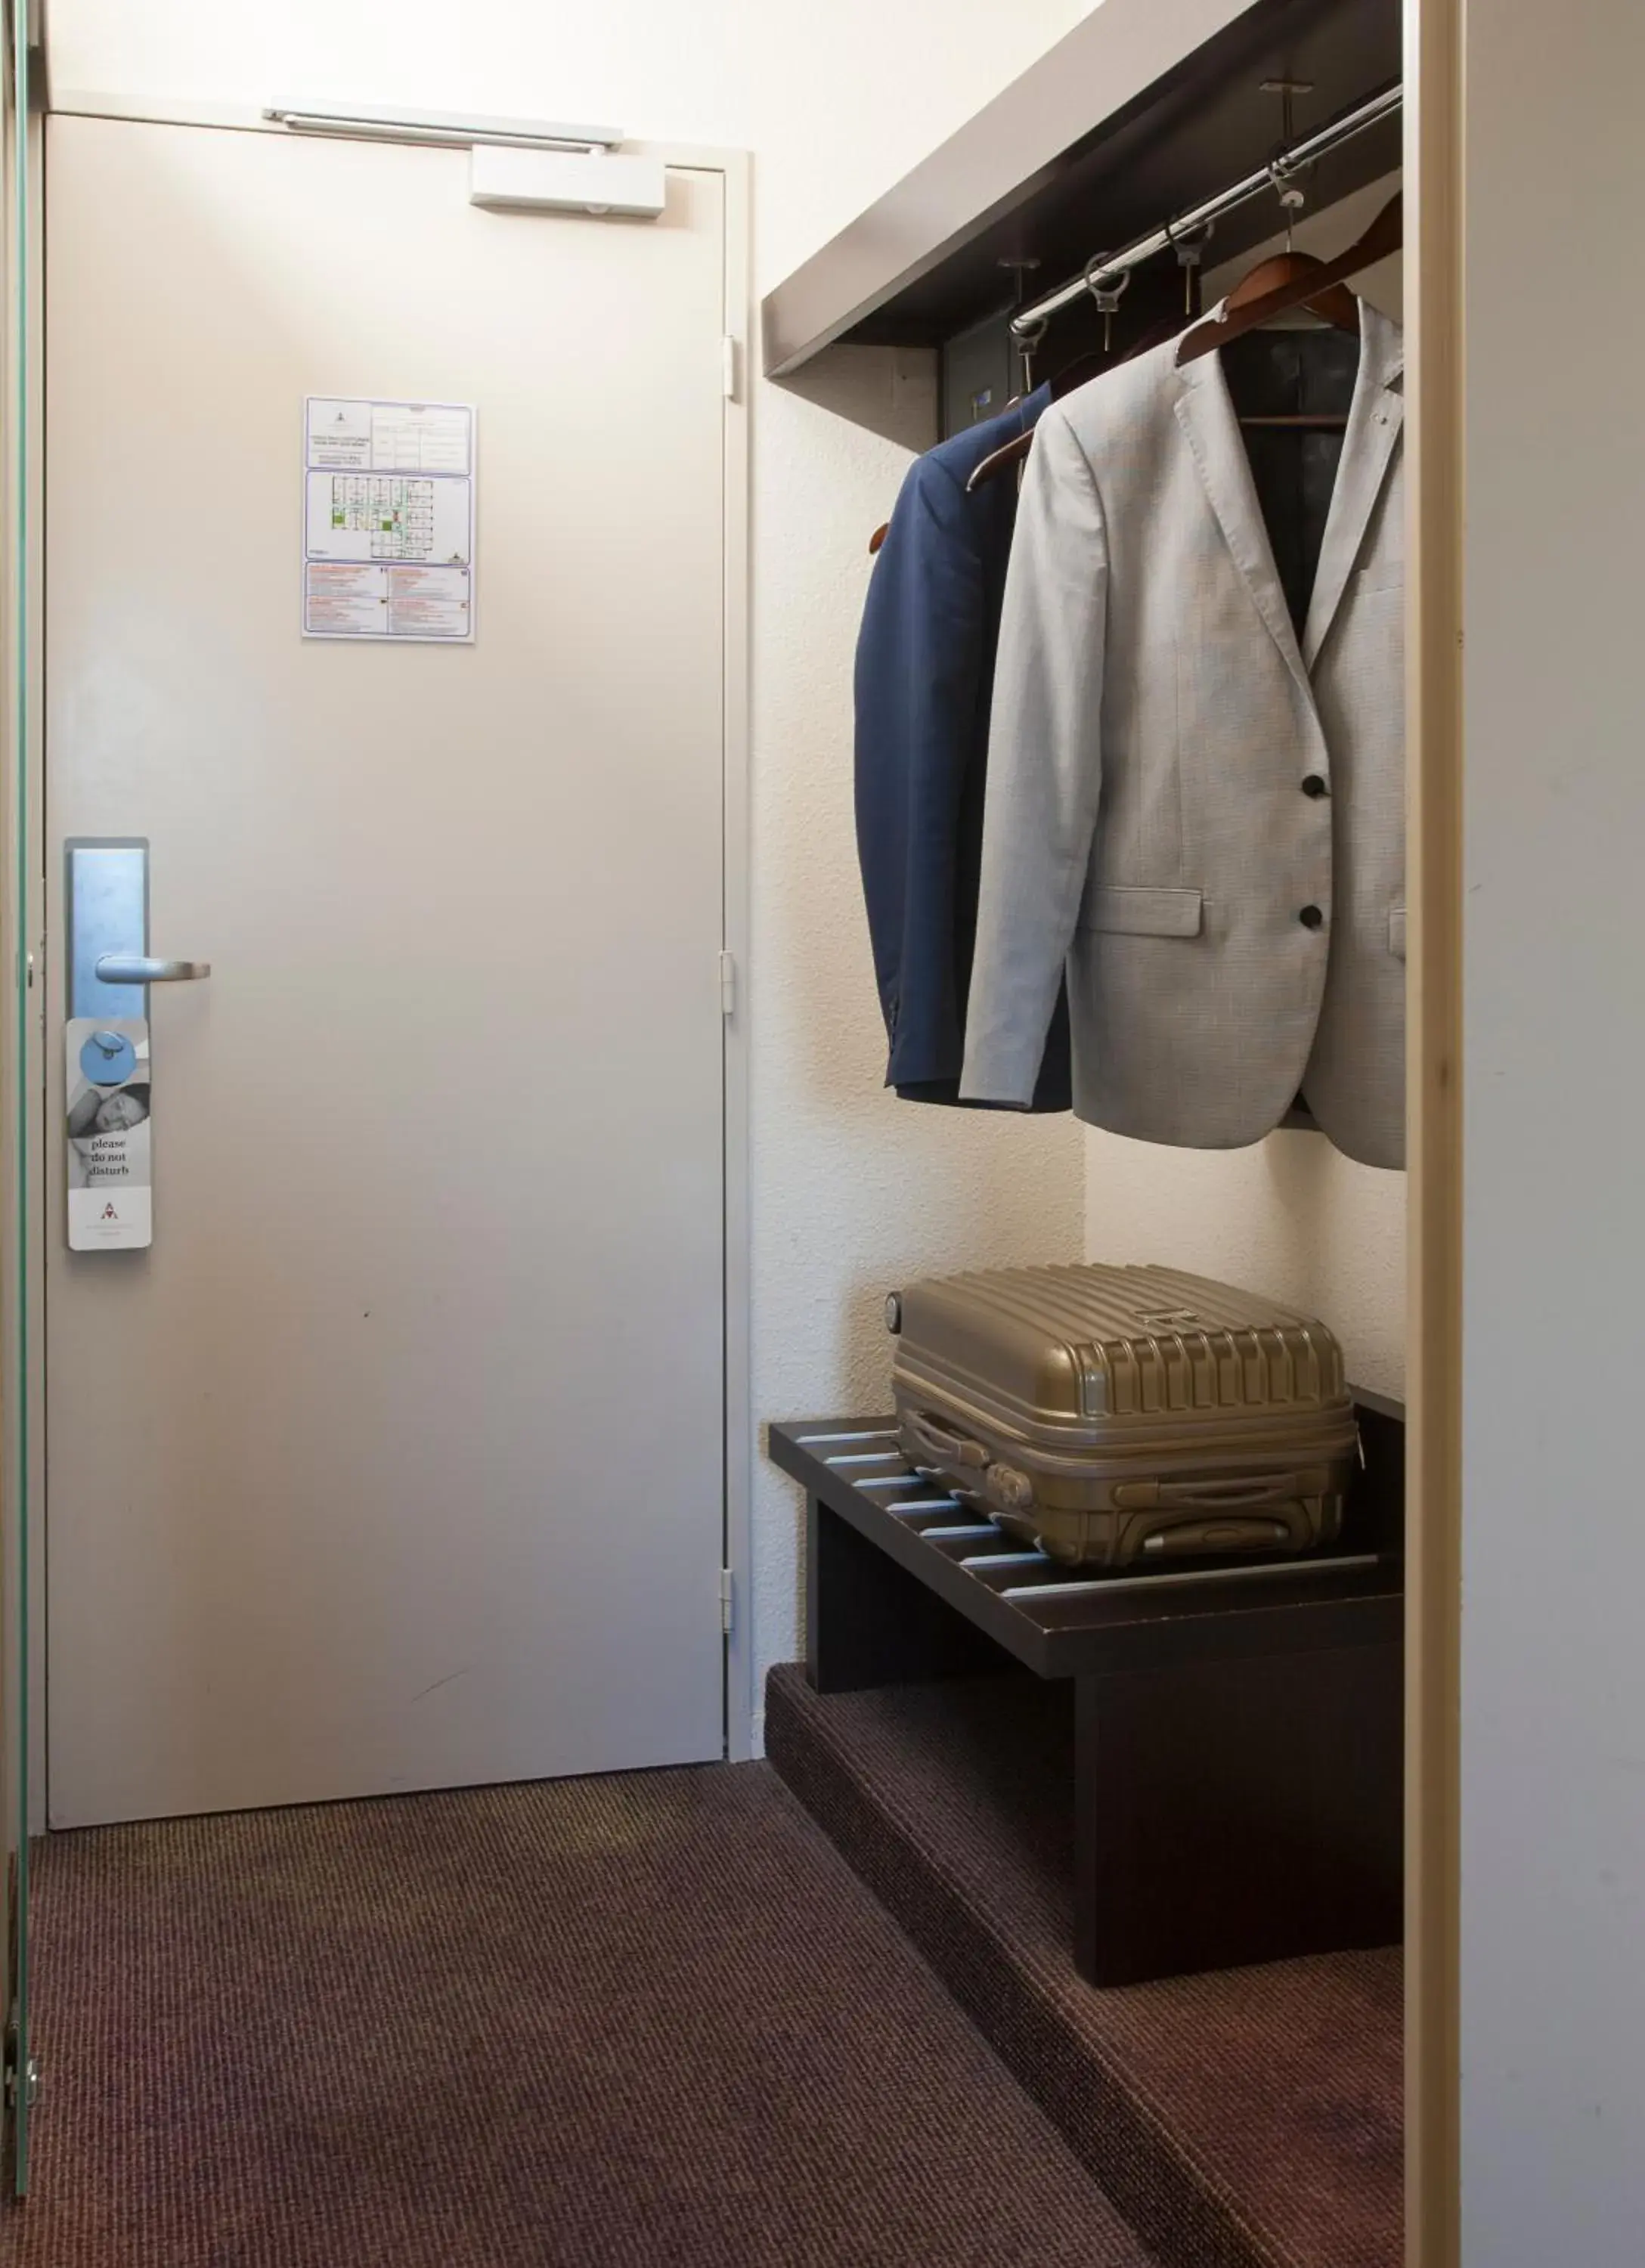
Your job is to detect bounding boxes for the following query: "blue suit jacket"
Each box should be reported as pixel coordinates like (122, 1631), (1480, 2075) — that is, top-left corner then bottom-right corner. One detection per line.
(854, 388), (1072, 1108)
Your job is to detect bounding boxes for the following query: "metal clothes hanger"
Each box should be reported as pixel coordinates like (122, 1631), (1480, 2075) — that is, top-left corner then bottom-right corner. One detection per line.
(962, 243), (1198, 497)
(962, 323), (1185, 495)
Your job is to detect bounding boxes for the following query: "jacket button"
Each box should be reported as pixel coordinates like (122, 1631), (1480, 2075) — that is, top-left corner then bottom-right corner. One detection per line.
(1301, 773), (1328, 798)
(1299, 904), (1325, 929)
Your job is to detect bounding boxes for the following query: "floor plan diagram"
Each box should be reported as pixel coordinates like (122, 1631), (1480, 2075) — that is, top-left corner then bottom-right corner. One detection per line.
(302, 396), (476, 641)
(329, 475), (438, 560)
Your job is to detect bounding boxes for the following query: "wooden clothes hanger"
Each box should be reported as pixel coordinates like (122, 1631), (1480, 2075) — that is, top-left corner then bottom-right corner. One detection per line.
(1175, 193), (1403, 371)
(869, 197), (1402, 544)
(867, 345), (1085, 550)
(869, 360), (1075, 548)
(962, 188), (1399, 501)
(1213, 253), (1358, 432)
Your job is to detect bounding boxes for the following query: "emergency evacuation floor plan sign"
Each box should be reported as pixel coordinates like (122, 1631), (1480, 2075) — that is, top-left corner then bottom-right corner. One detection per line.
(302, 397), (476, 641)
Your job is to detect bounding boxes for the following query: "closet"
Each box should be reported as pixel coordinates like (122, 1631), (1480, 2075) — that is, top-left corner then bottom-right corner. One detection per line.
(759, 6), (1430, 2267)
(764, 0), (1400, 380)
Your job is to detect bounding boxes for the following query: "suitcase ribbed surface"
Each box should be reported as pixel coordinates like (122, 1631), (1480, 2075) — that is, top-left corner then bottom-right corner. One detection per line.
(901, 1265), (1344, 1424)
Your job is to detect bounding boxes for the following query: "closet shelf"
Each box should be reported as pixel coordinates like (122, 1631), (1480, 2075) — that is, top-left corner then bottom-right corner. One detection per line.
(762, 0), (1399, 377)
(769, 1405), (1403, 1681)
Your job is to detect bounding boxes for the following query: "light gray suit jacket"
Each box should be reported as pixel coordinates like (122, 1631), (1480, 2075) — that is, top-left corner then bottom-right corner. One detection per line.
(959, 301), (1405, 1170)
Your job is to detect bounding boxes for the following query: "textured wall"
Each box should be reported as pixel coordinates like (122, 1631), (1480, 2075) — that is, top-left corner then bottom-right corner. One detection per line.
(1085, 1136), (1404, 1397)
(744, 2), (1095, 1725)
(750, 350), (1083, 1725)
(742, 0), (1095, 1732)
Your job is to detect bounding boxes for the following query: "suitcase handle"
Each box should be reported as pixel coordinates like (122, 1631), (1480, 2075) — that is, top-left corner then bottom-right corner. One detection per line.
(902, 1409), (991, 1471)
(1114, 1472), (1306, 1513)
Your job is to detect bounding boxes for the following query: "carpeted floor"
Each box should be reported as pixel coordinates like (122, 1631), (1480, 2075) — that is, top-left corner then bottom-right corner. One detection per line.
(5, 1761), (1161, 2268)
(767, 1664), (1402, 2268)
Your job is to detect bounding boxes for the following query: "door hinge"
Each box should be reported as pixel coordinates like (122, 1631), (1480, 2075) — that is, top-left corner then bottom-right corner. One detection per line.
(720, 1567), (735, 1636)
(721, 336), (739, 401)
(3, 2015), (39, 2111)
(718, 950), (736, 1017)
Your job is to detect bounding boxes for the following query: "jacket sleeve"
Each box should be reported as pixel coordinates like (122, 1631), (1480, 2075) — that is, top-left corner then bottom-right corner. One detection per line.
(959, 407), (1108, 1106)
(853, 457), (988, 1083)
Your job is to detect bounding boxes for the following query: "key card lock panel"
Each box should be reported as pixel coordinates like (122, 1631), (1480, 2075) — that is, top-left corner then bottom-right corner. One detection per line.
(67, 838), (149, 1020)
(64, 838), (212, 1021)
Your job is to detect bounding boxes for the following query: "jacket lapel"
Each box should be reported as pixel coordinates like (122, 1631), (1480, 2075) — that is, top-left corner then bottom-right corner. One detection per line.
(1303, 302), (1405, 666)
(1173, 349), (1310, 699)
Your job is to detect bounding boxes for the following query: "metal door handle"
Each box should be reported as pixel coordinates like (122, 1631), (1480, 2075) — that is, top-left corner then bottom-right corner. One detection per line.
(94, 954), (212, 983)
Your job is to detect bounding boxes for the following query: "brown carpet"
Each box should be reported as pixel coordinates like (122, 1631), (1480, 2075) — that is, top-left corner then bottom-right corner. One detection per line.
(767, 1664), (1402, 2268)
(6, 1761), (1160, 2268)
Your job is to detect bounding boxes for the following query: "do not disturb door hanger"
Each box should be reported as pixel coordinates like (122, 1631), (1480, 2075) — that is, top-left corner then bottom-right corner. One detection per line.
(66, 1017), (152, 1250)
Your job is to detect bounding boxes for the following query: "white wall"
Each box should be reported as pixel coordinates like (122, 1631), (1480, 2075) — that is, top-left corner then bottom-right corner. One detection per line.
(42, 0), (1097, 287)
(1459, 5), (1645, 2260)
(750, 346), (1084, 1708)
(1083, 181), (1408, 1405)
(42, 0), (1093, 1730)
(1086, 1136), (1405, 1397)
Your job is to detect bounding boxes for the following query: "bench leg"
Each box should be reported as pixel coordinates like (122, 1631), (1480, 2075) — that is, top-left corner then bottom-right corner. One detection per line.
(1073, 1639), (1403, 1986)
(806, 1495), (1009, 1694)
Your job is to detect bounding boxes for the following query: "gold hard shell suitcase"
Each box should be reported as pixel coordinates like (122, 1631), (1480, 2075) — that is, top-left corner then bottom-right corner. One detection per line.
(888, 1263), (1358, 1569)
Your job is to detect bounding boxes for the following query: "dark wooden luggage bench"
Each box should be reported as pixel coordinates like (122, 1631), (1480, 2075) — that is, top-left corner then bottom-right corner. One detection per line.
(768, 1393), (1404, 1987)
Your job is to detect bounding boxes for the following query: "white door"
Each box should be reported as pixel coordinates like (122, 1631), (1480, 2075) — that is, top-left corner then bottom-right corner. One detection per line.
(44, 115), (732, 1826)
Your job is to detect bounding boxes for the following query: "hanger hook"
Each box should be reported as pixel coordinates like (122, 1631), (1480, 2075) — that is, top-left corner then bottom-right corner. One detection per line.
(1267, 158), (1308, 254)
(1082, 255), (1132, 352)
(1015, 314), (1048, 394)
(1165, 216), (1213, 314)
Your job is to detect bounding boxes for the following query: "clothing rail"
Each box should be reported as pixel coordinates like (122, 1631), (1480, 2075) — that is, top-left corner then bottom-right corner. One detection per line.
(1008, 82), (1402, 339)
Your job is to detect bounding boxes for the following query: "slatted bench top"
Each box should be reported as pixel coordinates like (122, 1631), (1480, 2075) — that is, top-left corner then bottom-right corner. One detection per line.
(768, 1403), (1405, 1681)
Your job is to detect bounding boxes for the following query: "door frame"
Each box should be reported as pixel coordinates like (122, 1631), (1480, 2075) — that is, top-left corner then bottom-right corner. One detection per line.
(1404, 0), (1464, 2257)
(2, 0), (45, 2184)
(7, 33), (44, 1851)
(14, 100), (756, 1813)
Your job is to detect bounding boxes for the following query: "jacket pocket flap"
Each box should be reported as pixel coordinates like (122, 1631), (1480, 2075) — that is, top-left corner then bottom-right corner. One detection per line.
(1082, 885), (1204, 938)
(1389, 906), (1407, 962)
